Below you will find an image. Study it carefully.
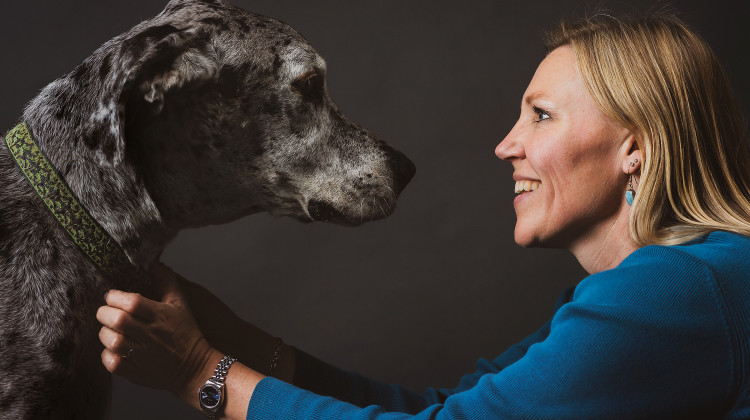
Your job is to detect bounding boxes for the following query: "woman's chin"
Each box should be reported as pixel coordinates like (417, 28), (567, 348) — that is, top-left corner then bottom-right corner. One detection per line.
(514, 228), (535, 248)
(514, 224), (551, 248)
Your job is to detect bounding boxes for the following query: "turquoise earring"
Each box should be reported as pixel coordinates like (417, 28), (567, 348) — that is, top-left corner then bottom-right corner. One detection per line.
(625, 187), (635, 206)
(626, 159), (638, 206)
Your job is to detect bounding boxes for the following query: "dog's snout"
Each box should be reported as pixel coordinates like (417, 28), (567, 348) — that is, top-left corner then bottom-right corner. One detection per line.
(385, 148), (416, 195)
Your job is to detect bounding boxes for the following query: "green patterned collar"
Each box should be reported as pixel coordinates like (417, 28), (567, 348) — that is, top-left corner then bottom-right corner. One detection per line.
(4, 122), (141, 283)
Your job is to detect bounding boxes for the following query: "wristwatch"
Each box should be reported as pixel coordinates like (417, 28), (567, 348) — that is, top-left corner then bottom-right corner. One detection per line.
(198, 355), (237, 418)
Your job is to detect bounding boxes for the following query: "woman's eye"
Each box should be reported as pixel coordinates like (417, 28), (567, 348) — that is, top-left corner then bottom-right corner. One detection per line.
(532, 106), (550, 122)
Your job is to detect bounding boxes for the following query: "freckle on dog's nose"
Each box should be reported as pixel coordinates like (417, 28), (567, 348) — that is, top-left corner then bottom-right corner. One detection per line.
(385, 148), (416, 195)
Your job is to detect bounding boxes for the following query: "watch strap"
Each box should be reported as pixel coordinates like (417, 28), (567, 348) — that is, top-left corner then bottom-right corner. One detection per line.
(210, 355), (236, 383)
(200, 355), (236, 418)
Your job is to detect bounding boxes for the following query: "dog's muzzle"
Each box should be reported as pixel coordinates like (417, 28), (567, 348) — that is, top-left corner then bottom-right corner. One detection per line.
(307, 148), (415, 225)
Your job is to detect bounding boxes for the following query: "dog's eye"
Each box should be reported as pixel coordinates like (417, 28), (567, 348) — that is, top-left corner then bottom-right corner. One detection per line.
(292, 72), (322, 98)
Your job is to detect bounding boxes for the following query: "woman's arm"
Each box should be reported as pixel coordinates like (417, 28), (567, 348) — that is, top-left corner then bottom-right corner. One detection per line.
(97, 285), (560, 419)
(94, 263), (570, 419)
(243, 248), (733, 419)
(98, 247), (734, 419)
(175, 271), (296, 382)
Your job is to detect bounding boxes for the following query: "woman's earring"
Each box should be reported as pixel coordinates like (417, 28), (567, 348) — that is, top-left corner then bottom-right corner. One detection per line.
(626, 159), (638, 206)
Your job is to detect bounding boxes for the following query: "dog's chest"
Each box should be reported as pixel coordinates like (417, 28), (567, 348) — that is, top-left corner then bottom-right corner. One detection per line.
(0, 146), (114, 419)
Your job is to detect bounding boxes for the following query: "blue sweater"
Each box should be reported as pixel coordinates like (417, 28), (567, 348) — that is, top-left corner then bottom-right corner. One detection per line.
(247, 231), (750, 419)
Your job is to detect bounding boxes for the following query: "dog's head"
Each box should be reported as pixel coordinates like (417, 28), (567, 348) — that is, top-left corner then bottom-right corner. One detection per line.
(81, 0), (414, 228)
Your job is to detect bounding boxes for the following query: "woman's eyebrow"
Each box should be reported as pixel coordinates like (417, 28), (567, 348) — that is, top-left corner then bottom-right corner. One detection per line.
(524, 91), (549, 105)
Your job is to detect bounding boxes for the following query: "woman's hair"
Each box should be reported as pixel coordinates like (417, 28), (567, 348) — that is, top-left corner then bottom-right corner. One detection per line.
(545, 12), (750, 245)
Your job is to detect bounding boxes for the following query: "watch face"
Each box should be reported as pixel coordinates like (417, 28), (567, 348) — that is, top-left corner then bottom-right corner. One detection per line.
(199, 383), (222, 409)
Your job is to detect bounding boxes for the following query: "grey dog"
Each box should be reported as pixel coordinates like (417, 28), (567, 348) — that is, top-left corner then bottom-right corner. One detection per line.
(0, 0), (415, 418)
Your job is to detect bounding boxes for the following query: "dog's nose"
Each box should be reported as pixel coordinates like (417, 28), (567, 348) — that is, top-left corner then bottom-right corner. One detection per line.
(385, 148), (416, 195)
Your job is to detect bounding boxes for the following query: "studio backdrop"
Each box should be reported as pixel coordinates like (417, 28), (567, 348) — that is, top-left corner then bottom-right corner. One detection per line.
(1, 1), (748, 418)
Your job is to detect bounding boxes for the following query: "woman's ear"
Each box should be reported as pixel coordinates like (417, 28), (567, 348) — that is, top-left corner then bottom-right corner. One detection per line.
(620, 133), (642, 174)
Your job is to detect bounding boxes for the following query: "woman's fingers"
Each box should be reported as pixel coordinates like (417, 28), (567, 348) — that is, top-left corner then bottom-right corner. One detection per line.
(104, 289), (158, 322)
(101, 347), (140, 378)
(96, 303), (146, 341)
(101, 347), (124, 374)
(99, 325), (135, 356)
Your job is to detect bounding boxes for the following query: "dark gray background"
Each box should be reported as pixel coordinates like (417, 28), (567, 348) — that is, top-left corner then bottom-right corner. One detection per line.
(1, 1), (748, 418)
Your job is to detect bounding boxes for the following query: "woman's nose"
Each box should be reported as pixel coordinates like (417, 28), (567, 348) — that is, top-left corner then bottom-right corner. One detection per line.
(495, 121), (525, 161)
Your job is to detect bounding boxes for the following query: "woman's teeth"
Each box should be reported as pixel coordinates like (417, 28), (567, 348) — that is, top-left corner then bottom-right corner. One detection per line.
(514, 180), (540, 194)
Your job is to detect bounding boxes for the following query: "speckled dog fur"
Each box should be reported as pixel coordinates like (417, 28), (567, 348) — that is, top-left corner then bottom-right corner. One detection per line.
(0, 0), (414, 418)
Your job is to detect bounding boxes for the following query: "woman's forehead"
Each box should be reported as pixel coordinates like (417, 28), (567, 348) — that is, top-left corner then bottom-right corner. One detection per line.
(523, 46), (584, 104)
(523, 45), (592, 110)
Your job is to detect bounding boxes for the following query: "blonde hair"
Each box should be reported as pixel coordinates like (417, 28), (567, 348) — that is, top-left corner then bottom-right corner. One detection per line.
(545, 12), (750, 245)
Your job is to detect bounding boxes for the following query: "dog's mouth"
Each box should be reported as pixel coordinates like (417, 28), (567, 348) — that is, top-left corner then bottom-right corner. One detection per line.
(305, 198), (398, 227)
(307, 200), (356, 226)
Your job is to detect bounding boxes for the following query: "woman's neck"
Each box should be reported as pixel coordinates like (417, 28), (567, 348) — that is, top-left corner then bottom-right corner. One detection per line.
(569, 206), (640, 274)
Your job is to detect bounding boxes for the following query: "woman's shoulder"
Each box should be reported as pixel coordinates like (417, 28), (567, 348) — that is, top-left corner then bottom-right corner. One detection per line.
(627, 230), (750, 279)
(574, 231), (750, 311)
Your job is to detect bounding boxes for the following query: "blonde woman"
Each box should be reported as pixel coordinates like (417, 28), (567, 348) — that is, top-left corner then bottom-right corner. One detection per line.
(97, 13), (750, 419)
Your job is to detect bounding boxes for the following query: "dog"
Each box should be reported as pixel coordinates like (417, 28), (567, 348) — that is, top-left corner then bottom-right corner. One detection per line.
(0, 0), (415, 418)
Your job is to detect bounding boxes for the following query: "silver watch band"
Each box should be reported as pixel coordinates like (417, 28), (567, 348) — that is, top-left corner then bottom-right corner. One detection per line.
(211, 355), (236, 383)
(200, 355), (237, 418)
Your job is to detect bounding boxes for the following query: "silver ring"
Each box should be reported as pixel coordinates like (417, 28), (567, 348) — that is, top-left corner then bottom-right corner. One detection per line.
(124, 341), (135, 359)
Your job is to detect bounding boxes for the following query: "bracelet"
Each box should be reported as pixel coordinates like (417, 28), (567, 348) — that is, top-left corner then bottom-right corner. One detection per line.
(268, 338), (283, 377)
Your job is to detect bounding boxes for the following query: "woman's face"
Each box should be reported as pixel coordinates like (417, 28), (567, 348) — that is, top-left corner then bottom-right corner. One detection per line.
(496, 46), (631, 249)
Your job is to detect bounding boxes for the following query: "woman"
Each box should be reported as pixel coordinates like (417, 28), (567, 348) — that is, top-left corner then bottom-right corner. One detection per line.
(98, 13), (750, 419)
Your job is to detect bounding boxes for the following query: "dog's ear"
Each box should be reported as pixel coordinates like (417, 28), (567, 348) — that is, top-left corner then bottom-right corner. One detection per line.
(92, 25), (218, 167)
(164, 0), (228, 10)
(135, 32), (219, 115)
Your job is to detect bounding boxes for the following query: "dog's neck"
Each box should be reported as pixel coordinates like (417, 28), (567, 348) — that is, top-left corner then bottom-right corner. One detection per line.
(22, 76), (175, 269)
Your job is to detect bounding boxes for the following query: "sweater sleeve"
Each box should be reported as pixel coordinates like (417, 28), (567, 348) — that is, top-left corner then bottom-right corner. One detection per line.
(247, 246), (734, 419)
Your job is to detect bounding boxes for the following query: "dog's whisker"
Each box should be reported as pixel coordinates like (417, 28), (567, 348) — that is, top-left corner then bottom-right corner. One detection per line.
(377, 199), (387, 219)
(366, 173), (398, 202)
(359, 197), (365, 224)
(384, 185), (397, 201)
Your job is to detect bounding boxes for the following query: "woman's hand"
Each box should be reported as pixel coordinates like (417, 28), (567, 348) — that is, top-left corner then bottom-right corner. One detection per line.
(97, 263), (270, 418)
(96, 263), (218, 399)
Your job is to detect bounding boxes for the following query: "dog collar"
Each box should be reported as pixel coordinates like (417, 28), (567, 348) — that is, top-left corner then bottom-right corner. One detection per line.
(4, 122), (141, 282)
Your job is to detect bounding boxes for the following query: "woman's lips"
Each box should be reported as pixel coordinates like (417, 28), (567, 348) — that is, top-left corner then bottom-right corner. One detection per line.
(512, 180), (541, 207)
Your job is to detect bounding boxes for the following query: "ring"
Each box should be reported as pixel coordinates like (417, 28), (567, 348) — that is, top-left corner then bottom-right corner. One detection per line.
(123, 341), (135, 359)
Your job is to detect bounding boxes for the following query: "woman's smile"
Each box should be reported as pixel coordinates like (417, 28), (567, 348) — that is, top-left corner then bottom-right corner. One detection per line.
(512, 178), (542, 207)
(513, 180), (541, 194)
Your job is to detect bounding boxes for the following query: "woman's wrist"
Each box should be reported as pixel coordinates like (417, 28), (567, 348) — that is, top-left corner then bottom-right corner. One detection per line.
(180, 349), (266, 420)
(175, 343), (225, 407)
(168, 329), (295, 412)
